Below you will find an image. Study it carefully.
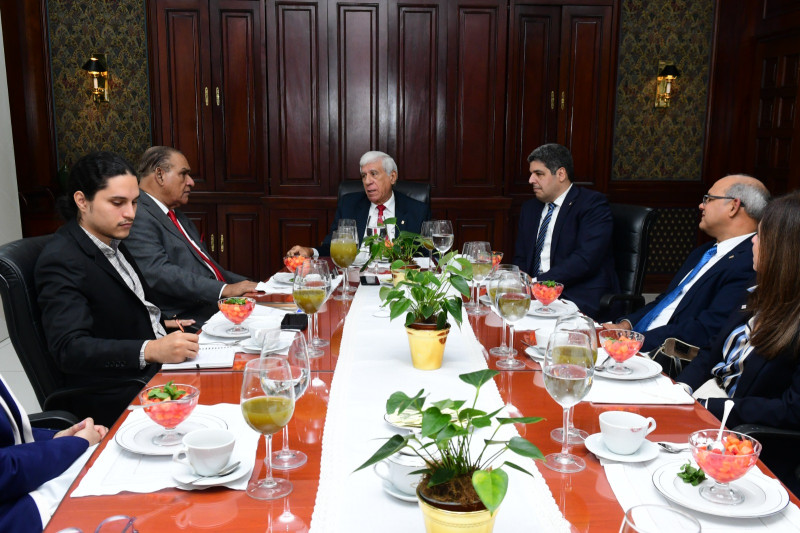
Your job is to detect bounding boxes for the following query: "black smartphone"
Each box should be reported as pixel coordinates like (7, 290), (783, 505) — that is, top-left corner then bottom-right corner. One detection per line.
(360, 274), (380, 286)
(182, 324), (201, 333)
(281, 313), (308, 331)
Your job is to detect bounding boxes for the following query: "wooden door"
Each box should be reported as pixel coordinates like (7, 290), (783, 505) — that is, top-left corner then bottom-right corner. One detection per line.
(150, 0), (216, 191)
(180, 202), (218, 258)
(216, 203), (266, 280)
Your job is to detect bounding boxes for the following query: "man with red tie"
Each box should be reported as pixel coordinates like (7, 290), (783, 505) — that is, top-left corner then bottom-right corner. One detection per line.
(126, 146), (258, 322)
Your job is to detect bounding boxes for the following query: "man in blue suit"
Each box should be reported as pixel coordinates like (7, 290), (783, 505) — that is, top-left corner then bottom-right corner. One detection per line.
(287, 151), (430, 258)
(604, 174), (769, 353)
(512, 144), (618, 319)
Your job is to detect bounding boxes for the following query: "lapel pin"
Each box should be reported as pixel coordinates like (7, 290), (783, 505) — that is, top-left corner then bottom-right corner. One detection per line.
(728, 254), (734, 259)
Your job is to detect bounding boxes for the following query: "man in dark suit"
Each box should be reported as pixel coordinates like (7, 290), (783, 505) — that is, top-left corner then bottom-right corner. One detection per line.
(125, 147), (258, 322)
(604, 174), (769, 352)
(287, 151), (431, 258)
(512, 144), (618, 319)
(35, 152), (199, 425)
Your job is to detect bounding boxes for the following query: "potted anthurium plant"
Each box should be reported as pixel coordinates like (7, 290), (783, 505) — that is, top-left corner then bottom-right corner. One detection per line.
(380, 251), (471, 369)
(356, 369), (544, 532)
(360, 217), (425, 285)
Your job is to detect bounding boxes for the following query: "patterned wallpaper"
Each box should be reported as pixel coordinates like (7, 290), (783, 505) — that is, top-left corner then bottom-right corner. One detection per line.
(47, 0), (151, 172)
(612, 0), (715, 181)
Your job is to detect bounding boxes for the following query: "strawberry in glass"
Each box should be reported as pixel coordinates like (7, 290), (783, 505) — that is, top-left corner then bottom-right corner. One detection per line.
(598, 329), (644, 375)
(139, 381), (200, 446)
(689, 429), (761, 505)
(532, 280), (564, 314)
(218, 296), (256, 335)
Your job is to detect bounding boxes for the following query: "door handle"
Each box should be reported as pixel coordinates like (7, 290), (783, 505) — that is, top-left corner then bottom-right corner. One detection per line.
(560, 91), (565, 110)
(204, 87), (209, 107)
(210, 234), (215, 252)
(216, 87), (220, 106)
(550, 91), (555, 110)
(220, 234), (224, 253)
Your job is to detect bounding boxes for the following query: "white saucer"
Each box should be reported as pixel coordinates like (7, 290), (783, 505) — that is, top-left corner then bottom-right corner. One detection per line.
(115, 413), (228, 456)
(173, 462), (249, 487)
(202, 320), (252, 339)
(238, 337), (292, 354)
(381, 480), (418, 503)
(652, 461), (789, 518)
(272, 272), (295, 285)
(525, 346), (545, 362)
(595, 356), (662, 381)
(528, 299), (579, 318)
(584, 433), (659, 463)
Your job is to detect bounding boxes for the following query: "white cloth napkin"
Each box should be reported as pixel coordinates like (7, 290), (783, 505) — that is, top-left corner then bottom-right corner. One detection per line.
(259, 275), (344, 295)
(70, 404), (259, 497)
(309, 284), (571, 533)
(603, 451), (800, 531)
(201, 306), (289, 341)
(586, 373), (695, 405)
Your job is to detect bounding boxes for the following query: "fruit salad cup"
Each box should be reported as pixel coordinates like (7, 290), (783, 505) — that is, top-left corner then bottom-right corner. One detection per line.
(598, 329), (645, 375)
(283, 255), (307, 273)
(531, 280), (564, 314)
(690, 430), (761, 505)
(139, 382), (200, 446)
(217, 297), (256, 335)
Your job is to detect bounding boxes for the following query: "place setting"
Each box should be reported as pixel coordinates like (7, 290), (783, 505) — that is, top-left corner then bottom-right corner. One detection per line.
(584, 410), (660, 464)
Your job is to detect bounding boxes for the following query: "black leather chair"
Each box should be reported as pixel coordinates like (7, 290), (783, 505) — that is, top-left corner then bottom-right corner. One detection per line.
(597, 204), (659, 319)
(0, 235), (146, 424)
(733, 424), (800, 496)
(338, 180), (431, 208)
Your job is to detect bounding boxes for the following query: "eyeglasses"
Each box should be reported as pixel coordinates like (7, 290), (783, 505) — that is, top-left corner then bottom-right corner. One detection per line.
(702, 194), (737, 205)
(56, 515), (137, 533)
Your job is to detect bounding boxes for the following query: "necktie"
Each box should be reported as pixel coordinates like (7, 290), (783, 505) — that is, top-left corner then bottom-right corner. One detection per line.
(167, 210), (226, 282)
(377, 204), (386, 225)
(711, 318), (754, 395)
(532, 203), (556, 276)
(633, 244), (718, 332)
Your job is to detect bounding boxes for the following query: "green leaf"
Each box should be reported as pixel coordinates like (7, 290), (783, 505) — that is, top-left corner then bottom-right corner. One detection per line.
(443, 298), (462, 326)
(458, 408), (487, 421)
(472, 469), (508, 515)
(502, 460), (534, 477)
(496, 416), (545, 425)
(471, 416), (493, 428)
(421, 408), (452, 439)
(459, 369), (500, 389)
(353, 434), (410, 471)
(436, 312), (448, 330)
(507, 436), (544, 459)
(404, 312), (416, 327)
(449, 274), (471, 296)
(428, 466), (456, 487)
(389, 299), (412, 320)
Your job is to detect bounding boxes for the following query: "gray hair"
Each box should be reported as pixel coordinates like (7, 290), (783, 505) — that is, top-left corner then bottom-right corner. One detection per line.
(726, 181), (770, 221)
(137, 146), (179, 178)
(359, 151), (398, 177)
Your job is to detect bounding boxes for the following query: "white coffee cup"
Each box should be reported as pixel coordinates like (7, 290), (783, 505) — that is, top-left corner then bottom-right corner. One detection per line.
(373, 449), (426, 495)
(173, 428), (235, 476)
(599, 411), (656, 455)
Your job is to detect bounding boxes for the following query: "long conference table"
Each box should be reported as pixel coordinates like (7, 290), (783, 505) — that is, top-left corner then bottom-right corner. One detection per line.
(44, 279), (800, 532)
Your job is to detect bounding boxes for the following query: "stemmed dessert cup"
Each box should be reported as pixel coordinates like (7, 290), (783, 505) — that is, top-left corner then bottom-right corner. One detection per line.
(139, 383), (199, 446)
(269, 330), (311, 471)
(330, 221), (358, 301)
(550, 314), (597, 445)
(689, 429), (762, 505)
(598, 329), (645, 375)
(488, 264), (521, 357)
(292, 260), (332, 358)
(463, 241), (492, 316)
(217, 297), (256, 335)
(542, 331), (594, 473)
(531, 281), (564, 314)
(493, 271), (531, 369)
(241, 357), (295, 500)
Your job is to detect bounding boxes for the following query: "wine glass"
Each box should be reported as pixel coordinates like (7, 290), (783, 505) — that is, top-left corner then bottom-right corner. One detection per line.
(463, 241), (492, 316)
(337, 219), (359, 293)
(420, 220), (436, 271)
(432, 220), (454, 269)
(139, 383), (199, 446)
(218, 297), (256, 334)
(240, 357), (295, 499)
(293, 260), (331, 358)
(620, 504), (701, 533)
(550, 314), (597, 445)
(270, 331), (311, 470)
(330, 226), (358, 301)
(487, 264), (521, 357)
(493, 271), (531, 370)
(531, 281), (564, 314)
(365, 225), (388, 274)
(598, 330), (645, 375)
(543, 330), (594, 473)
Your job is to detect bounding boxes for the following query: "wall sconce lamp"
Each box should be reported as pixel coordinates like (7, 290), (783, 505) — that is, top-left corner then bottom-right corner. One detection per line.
(81, 53), (109, 103)
(655, 62), (680, 108)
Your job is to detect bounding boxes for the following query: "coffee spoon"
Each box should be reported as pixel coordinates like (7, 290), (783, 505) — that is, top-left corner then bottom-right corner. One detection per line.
(185, 460), (242, 485)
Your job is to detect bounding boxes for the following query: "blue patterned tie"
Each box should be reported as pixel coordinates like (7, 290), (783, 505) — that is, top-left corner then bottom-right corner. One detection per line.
(711, 319), (753, 395)
(532, 203), (556, 276)
(633, 244), (718, 332)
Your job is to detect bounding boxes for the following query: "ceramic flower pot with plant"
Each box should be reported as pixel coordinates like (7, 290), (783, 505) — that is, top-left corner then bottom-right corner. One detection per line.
(405, 322), (450, 370)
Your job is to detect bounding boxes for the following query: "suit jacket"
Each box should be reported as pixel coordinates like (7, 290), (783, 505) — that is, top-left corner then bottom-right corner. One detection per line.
(125, 192), (247, 321)
(0, 378), (87, 533)
(318, 190), (431, 257)
(34, 220), (160, 422)
(512, 186), (618, 319)
(623, 240), (755, 352)
(677, 301), (800, 429)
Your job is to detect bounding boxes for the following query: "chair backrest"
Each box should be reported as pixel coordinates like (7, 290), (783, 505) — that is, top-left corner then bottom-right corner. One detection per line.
(609, 203), (659, 296)
(337, 180), (431, 207)
(0, 235), (61, 409)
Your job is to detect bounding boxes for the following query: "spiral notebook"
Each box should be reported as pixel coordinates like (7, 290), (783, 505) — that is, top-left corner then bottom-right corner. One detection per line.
(161, 344), (236, 370)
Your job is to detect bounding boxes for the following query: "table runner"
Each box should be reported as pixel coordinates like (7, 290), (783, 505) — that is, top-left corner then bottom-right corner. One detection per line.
(309, 285), (571, 532)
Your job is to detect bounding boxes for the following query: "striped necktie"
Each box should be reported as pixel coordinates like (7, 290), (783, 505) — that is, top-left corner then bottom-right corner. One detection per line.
(711, 318), (754, 395)
(167, 210), (226, 282)
(532, 202), (556, 276)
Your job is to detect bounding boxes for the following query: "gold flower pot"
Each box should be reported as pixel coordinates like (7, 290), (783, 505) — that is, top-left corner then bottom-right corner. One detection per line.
(417, 489), (498, 533)
(405, 323), (450, 370)
(391, 264), (420, 286)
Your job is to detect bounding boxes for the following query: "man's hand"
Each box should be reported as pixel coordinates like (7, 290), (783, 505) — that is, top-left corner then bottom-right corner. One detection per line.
(287, 245), (313, 258)
(145, 331), (199, 364)
(601, 320), (632, 330)
(221, 280), (259, 297)
(55, 417), (108, 445)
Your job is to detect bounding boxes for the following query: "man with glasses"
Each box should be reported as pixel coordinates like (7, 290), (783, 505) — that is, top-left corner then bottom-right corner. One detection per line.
(604, 174), (770, 354)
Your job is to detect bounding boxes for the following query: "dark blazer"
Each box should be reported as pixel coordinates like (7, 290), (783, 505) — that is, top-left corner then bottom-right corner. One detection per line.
(125, 192), (247, 321)
(318, 189), (431, 257)
(0, 378), (88, 533)
(623, 239), (755, 352)
(34, 220), (160, 423)
(677, 301), (800, 429)
(512, 186), (618, 319)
